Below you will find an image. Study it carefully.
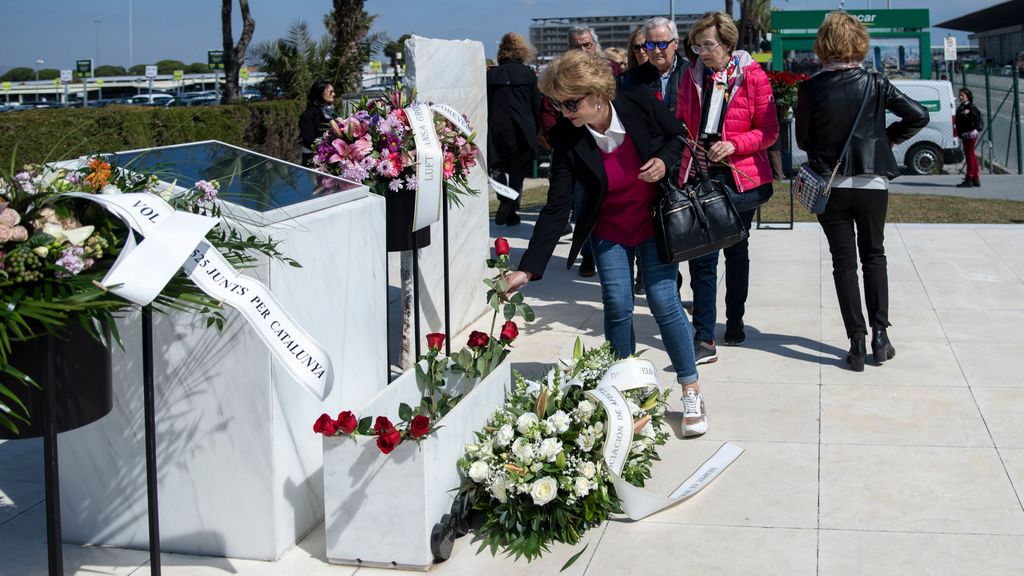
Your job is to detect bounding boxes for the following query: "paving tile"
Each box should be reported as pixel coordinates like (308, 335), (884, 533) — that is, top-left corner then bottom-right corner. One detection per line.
(820, 386), (990, 447)
(744, 280), (822, 309)
(820, 445), (1024, 534)
(641, 441), (818, 530)
(1000, 448), (1024, 504)
(819, 340), (967, 387)
(953, 343), (1024, 387)
(0, 479), (44, 527)
(0, 438), (43, 483)
(937, 309), (1024, 343)
(913, 258), (1020, 284)
(819, 530), (1024, 576)
(972, 388), (1024, 449)
(924, 281), (1024, 311)
(695, 381), (820, 444)
(586, 523), (817, 576)
(820, 307), (949, 343)
(736, 305), (822, 342)
(694, 339), (824, 385)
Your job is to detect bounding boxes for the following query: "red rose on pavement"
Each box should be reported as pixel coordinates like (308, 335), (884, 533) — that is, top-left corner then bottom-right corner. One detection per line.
(373, 415), (395, 434)
(376, 427), (402, 454)
(313, 413), (337, 436)
(500, 320), (519, 342)
(467, 330), (490, 348)
(494, 237), (510, 256)
(409, 414), (431, 438)
(336, 411), (358, 434)
(426, 332), (446, 351)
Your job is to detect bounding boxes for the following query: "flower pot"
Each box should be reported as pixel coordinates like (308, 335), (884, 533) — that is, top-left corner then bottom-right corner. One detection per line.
(0, 323), (113, 440)
(323, 360), (510, 569)
(385, 190), (431, 252)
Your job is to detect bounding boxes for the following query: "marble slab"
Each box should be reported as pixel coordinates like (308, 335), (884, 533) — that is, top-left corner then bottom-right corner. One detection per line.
(400, 36), (491, 366)
(57, 191), (388, 560)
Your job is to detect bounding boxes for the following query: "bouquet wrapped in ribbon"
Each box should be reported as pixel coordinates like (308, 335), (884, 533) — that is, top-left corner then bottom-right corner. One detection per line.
(313, 89), (480, 206)
(766, 71), (809, 121)
(0, 157), (316, 434)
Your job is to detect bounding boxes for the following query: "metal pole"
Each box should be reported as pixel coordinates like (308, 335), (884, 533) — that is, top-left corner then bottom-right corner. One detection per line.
(385, 255), (392, 383)
(1014, 69), (1023, 174)
(985, 64), (994, 174)
(412, 247), (422, 360)
(142, 307), (162, 575)
(442, 197), (452, 357)
(42, 333), (63, 576)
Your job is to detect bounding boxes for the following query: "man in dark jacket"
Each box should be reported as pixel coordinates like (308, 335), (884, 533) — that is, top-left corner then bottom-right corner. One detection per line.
(488, 33), (542, 226)
(617, 17), (689, 116)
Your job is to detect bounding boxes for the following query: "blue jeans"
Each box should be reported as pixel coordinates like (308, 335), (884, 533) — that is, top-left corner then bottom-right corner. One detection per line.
(592, 237), (698, 384)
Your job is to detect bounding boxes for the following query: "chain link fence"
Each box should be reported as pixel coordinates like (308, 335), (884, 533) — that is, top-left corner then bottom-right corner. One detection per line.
(956, 66), (1023, 174)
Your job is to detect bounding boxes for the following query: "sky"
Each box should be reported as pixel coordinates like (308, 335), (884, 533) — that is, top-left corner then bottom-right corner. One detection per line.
(0, 0), (990, 73)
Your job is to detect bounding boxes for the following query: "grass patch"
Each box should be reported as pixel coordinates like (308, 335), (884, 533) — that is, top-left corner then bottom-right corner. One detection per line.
(491, 181), (1024, 224)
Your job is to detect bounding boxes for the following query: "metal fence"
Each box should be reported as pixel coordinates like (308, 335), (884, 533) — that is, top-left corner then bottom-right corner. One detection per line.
(957, 66), (1023, 175)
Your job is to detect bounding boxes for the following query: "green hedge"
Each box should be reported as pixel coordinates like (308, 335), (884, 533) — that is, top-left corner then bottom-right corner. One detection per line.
(0, 100), (305, 168)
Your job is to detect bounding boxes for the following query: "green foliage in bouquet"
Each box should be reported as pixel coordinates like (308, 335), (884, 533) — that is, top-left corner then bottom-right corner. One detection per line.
(0, 154), (298, 434)
(457, 341), (670, 562)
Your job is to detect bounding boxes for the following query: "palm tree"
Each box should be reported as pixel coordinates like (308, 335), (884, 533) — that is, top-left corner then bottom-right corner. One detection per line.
(738, 0), (772, 52)
(221, 0), (255, 104)
(249, 20), (332, 101)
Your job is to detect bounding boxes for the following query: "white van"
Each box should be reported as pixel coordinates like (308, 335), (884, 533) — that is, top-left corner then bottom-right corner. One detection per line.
(127, 93), (174, 106)
(792, 79), (961, 175)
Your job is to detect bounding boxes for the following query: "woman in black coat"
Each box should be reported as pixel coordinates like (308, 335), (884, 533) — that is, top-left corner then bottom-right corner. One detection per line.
(955, 87), (984, 187)
(796, 13), (928, 371)
(299, 80), (337, 167)
(504, 50), (706, 437)
(487, 33), (542, 226)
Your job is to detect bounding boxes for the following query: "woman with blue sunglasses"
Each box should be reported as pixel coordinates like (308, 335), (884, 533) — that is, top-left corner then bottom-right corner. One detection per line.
(504, 50), (707, 437)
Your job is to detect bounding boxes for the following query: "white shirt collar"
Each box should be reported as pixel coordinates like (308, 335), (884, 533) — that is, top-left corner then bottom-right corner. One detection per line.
(585, 103), (626, 153)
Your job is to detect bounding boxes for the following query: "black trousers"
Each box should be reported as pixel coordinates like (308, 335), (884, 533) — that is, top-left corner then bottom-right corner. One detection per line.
(493, 151), (532, 220)
(817, 187), (890, 339)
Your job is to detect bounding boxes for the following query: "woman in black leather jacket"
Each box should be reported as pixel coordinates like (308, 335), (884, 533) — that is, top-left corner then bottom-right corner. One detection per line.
(299, 80), (338, 167)
(796, 12), (928, 372)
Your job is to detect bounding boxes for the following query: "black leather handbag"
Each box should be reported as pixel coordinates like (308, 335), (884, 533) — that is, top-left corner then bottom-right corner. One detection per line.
(652, 136), (748, 263)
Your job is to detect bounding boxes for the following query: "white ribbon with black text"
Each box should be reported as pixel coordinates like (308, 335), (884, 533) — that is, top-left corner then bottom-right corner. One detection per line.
(64, 192), (333, 401)
(428, 103), (520, 201)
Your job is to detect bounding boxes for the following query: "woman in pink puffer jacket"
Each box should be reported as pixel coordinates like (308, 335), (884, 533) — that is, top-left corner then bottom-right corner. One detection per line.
(675, 12), (778, 363)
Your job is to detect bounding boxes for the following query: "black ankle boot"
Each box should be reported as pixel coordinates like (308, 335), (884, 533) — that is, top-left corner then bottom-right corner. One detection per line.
(846, 336), (866, 372)
(871, 329), (896, 365)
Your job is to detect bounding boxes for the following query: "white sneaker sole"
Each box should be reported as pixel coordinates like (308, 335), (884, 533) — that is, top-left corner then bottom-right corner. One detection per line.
(683, 417), (708, 437)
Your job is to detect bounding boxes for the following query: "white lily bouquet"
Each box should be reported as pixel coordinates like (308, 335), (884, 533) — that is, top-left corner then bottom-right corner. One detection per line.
(456, 342), (671, 562)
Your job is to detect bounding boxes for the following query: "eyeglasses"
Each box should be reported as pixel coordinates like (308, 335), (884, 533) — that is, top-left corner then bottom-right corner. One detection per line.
(690, 42), (721, 54)
(632, 43), (646, 52)
(551, 96), (587, 113)
(644, 39), (676, 51)
(569, 41), (594, 51)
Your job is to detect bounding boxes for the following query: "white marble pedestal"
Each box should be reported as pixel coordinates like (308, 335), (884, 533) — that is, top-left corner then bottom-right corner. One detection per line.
(57, 166), (388, 560)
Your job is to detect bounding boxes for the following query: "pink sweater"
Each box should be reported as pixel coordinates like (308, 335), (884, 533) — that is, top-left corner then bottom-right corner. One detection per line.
(593, 134), (658, 247)
(676, 52), (779, 192)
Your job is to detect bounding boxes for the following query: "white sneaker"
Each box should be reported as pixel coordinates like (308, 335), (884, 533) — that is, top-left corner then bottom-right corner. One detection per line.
(682, 389), (708, 437)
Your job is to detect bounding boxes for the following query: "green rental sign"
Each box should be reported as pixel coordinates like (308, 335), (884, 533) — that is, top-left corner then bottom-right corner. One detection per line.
(75, 59), (93, 79)
(772, 9), (929, 31)
(208, 50), (225, 70)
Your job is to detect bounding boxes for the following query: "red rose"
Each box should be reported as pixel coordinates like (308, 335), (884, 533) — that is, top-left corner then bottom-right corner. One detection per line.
(376, 427), (402, 454)
(494, 237), (510, 256)
(373, 415), (395, 433)
(336, 410), (358, 435)
(313, 413), (337, 436)
(409, 414), (431, 438)
(500, 320), (518, 343)
(426, 332), (446, 351)
(467, 330), (489, 348)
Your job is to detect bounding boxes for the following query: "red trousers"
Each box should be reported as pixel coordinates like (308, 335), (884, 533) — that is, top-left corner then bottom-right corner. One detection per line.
(963, 137), (979, 180)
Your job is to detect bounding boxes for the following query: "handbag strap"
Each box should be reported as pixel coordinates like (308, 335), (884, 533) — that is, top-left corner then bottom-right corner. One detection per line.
(834, 75), (873, 170)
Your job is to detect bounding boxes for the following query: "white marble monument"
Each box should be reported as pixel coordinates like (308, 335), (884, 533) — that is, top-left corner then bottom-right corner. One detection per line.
(57, 143), (388, 560)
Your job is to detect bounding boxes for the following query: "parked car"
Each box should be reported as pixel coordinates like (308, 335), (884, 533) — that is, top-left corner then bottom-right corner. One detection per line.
(127, 93), (174, 106)
(792, 79), (961, 175)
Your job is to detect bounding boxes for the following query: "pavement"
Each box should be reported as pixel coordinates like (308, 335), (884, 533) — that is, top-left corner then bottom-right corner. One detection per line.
(887, 174), (1024, 201)
(3, 215), (1024, 575)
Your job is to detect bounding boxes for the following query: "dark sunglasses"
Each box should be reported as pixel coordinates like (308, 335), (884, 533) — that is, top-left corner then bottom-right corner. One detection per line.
(551, 96), (586, 113)
(570, 41), (594, 50)
(632, 43), (646, 52)
(644, 40), (676, 51)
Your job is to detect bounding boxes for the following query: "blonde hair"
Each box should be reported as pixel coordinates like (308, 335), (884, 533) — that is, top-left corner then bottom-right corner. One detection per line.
(627, 26), (646, 69)
(688, 12), (739, 52)
(814, 12), (870, 64)
(539, 50), (616, 103)
(497, 32), (535, 63)
(603, 47), (627, 65)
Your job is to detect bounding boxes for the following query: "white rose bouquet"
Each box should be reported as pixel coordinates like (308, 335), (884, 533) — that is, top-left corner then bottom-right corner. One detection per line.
(456, 341), (671, 562)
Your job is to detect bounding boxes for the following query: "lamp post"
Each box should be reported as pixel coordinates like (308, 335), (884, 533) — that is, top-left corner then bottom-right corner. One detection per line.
(35, 59), (44, 83)
(94, 20), (102, 69)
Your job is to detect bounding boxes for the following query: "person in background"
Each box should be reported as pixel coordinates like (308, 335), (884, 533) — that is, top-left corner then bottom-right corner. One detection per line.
(955, 87), (983, 188)
(604, 46), (627, 67)
(626, 26), (649, 70)
(505, 50), (707, 437)
(677, 11), (779, 365)
(488, 32), (543, 226)
(796, 12), (928, 371)
(299, 80), (338, 167)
